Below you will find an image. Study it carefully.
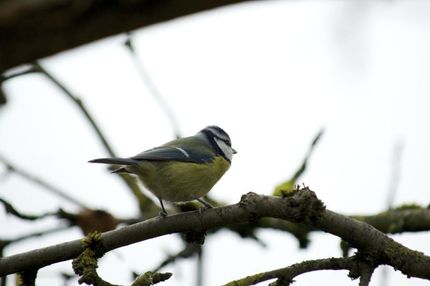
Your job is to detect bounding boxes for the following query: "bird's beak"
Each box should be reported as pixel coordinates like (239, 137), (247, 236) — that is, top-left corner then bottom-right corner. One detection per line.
(232, 148), (237, 154)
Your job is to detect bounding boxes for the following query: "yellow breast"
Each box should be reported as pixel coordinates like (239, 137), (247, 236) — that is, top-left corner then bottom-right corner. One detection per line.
(129, 156), (230, 202)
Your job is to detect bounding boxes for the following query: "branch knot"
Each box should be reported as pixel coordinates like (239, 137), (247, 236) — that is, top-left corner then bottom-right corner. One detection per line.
(283, 186), (325, 224)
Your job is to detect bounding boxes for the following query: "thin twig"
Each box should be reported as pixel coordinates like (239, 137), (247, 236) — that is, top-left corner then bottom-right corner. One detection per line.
(385, 141), (403, 208)
(0, 153), (88, 208)
(223, 257), (354, 286)
(33, 62), (116, 157)
(124, 34), (181, 139)
(274, 129), (324, 196)
(2, 62), (115, 156)
(1, 66), (39, 82)
(152, 243), (201, 272)
(0, 225), (71, 266)
(196, 246), (203, 286)
(0, 198), (55, 220)
(31, 62), (154, 213)
(381, 141), (403, 286)
(6, 225), (71, 246)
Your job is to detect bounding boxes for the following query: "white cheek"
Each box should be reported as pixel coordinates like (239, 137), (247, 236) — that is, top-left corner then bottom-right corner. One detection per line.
(215, 138), (234, 161)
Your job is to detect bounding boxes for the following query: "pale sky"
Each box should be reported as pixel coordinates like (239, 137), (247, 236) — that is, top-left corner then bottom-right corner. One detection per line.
(1, 1), (430, 285)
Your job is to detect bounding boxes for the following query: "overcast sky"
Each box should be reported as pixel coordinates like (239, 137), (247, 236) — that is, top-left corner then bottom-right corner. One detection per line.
(1, 1), (430, 285)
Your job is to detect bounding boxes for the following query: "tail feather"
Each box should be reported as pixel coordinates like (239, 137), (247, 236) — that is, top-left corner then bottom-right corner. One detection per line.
(88, 157), (138, 165)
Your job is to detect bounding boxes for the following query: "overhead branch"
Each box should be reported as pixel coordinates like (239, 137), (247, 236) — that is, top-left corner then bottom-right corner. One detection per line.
(0, 0), (255, 72)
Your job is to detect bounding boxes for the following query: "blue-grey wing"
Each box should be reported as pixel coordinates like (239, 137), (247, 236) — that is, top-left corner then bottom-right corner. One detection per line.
(131, 146), (214, 163)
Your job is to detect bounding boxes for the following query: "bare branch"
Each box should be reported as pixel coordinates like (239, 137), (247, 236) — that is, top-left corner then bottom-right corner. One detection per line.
(33, 62), (116, 158)
(0, 198), (53, 221)
(274, 129), (324, 196)
(124, 34), (182, 139)
(1, 62), (159, 214)
(1, 65), (39, 82)
(381, 141), (403, 286)
(32, 62), (156, 213)
(0, 153), (88, 208)
(259, 206), (430, 248)
(152, 243), (201, 272)
(0, 225), (71, 255)
(352, 206), (430, 234)
(385, 141), (403, 208)
(0, 188), (429, 281)
(223, 257), (354, 286)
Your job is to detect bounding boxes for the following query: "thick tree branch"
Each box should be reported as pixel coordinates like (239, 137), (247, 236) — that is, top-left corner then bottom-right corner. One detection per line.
(352, 206), (430, 234)
(0, 188), (429, 281)
(0, 0), (255, 72)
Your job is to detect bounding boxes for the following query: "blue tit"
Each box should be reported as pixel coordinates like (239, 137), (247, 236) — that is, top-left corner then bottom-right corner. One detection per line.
(89, 126), (236, 216)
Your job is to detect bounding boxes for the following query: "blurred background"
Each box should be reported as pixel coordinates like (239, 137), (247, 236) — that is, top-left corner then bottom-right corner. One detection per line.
(1, 0), (430, 285)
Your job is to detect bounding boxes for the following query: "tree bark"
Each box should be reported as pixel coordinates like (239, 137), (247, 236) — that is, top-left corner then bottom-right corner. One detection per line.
(1, 191), (430, 281)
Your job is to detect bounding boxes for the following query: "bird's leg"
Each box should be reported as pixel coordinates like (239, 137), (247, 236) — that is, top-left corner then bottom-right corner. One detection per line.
(158, 198), (168, 217)
(197, 198), (213, 209)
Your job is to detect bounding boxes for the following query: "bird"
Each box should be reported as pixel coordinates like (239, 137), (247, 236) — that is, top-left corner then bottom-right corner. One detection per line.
(89, 126), (236, 216)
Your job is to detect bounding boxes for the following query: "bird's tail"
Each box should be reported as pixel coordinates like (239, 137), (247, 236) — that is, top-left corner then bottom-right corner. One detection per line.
(88, 158), (138, 165)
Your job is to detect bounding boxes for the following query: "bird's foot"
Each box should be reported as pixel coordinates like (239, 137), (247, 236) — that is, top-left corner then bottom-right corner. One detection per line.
(159, 210), (168, 218)
(197, 198), (213, 209)
(158, 198), (168, 218)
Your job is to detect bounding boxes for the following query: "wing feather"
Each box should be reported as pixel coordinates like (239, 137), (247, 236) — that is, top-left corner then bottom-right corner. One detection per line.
(131, 146), (214, 163)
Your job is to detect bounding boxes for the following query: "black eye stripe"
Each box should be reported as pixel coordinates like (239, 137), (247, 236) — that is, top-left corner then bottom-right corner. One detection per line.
(199, 126), (233, 162)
